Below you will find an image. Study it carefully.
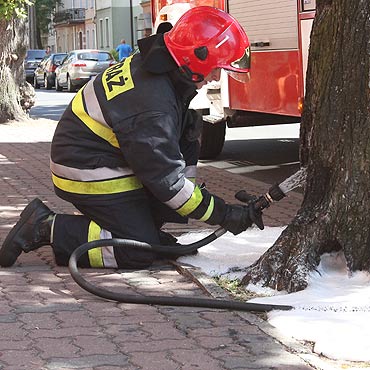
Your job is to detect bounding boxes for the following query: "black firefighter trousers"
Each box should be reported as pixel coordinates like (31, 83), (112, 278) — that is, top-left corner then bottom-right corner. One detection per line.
(51, 194), (187, 269)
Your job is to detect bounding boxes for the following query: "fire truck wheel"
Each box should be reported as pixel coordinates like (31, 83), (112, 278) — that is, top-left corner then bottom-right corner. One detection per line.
(199, 120), (226, 160)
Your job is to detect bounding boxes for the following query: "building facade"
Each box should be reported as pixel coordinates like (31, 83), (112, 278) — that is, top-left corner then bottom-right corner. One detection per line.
(48, 0), (151, 55)
(53, 0), (86, 52)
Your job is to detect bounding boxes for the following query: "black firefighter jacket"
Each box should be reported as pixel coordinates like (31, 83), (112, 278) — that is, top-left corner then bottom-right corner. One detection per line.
(50, 34), (227, 227)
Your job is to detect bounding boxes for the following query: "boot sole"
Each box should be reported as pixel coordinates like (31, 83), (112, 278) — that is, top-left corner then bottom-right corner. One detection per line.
(0, 198), (44, 266)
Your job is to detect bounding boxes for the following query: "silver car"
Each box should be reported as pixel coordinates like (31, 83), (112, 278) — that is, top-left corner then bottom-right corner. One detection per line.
(55, 49), (116, 92)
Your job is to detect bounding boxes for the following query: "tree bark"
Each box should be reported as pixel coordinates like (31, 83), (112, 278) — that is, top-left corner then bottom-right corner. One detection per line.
(241, 0), (370, 292)
(0, 18), (35, 123)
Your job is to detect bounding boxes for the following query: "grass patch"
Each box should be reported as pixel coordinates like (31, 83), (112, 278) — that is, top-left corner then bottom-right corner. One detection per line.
(213, 276), (262, 301)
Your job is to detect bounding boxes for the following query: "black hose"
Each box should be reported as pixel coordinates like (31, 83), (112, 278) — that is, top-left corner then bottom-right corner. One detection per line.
(69, 229), (293, 312)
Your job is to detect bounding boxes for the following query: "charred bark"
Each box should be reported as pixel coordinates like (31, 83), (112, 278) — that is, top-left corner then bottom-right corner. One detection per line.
(241, 0), (370, 292)
(0, 18), (35, 123)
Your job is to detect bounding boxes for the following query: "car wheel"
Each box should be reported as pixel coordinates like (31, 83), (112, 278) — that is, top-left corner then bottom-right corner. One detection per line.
(55, 77), (63, 91)
(44, 75), (52, 90)
(67, 76), (76, 92)
(33, 75), (40, 89)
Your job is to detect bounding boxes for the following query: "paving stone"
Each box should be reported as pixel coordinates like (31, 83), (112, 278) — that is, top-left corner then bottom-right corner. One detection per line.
(71, 335), (119, 356)
(129, 350), (179, 370)
(45, 354), (129, 369)
(170, 348), (225, 370)
(35, 337), (80, 358)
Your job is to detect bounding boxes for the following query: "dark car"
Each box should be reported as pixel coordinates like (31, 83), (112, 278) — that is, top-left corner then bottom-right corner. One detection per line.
(24, 49), (47, 82)
(33, 53), (68, 89)
(55, 49), (116, 92)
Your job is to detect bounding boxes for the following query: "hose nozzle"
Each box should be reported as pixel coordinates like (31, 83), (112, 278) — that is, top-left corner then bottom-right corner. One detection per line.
(235, 183), (286, 212)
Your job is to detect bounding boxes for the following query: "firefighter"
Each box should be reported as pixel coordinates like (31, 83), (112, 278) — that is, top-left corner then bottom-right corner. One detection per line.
(0, 6), (262, 269)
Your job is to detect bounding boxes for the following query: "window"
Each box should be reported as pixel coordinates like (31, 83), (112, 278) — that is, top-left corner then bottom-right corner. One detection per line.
(99, 19), (103, 48)
(26, 50), (47, 59)
(92, 29), (96, 48)
(78, 31), (83, 49)
(86, 30), (90, 48)
(77, 51), (113, 61)
(302, 0), (316, 11)
(105, 18), (109, 47)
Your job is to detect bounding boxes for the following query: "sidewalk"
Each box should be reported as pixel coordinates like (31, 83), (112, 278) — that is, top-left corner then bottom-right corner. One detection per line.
(0, 119), (324, 370)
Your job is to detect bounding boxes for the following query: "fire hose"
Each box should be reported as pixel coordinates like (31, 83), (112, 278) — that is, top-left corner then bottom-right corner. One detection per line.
(69, 170), (306, 312)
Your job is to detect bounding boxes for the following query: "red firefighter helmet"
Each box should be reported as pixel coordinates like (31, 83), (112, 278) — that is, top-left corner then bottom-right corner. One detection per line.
(164, 6), (250, 81)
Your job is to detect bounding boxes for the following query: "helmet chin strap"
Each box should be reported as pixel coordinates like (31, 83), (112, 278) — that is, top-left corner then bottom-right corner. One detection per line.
(179, 65), (204, 83)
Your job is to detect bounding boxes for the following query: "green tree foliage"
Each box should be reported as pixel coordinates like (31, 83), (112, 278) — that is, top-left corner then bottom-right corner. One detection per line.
(0, 0), (33, 19)
(35, 0), (59, 36)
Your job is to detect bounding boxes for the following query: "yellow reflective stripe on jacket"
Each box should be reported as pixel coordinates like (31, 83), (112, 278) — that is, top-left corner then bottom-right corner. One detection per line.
(88, 221), (104, 268)
(72, 88), (120, 148)
(199, 196), (214, 222)
(165, 179), (195, 209)
(177, 186), (203, 216)
(50, 160), (135, 182)
(52, 173), (143, 195)
(83, 78), (110, 126)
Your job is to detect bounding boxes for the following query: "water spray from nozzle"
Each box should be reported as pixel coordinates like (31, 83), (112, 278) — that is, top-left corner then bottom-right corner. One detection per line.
(235, 167), (307, 212)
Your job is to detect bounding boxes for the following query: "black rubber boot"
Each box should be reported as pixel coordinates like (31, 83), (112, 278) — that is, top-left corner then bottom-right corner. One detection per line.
(0, 198), (55, 267)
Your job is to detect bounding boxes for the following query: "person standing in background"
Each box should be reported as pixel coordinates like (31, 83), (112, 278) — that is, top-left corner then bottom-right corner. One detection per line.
(115, 39), (132, 62)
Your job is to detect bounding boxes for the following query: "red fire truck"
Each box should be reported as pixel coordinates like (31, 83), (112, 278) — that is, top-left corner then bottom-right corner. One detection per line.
(151, 0), (316, 158)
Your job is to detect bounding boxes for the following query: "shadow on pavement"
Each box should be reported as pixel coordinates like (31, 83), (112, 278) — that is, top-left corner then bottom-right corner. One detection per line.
(30, 104), (68, 121)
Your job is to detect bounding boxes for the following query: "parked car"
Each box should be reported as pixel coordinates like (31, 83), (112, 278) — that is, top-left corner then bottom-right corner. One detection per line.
(34, 53), (67, 89)
(24, 49), (47, 82)
(55, 49), (116, 92)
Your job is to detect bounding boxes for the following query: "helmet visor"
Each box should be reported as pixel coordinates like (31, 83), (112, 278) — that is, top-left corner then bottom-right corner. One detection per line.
(224, 46), (251, 83)
(225, 70), (251, 83)
(230, 46), (251, 71)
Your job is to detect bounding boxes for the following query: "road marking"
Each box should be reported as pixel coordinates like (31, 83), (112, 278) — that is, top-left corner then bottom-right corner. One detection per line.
(199, 160), (300, 174)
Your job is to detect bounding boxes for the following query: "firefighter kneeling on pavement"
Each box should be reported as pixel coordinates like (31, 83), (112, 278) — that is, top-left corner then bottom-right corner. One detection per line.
(0, 7), (263, 269)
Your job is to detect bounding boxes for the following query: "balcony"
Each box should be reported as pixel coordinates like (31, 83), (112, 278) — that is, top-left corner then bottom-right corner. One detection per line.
(54, 8), (86, 25)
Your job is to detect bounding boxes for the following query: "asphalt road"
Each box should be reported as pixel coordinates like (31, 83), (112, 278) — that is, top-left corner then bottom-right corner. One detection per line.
(29, 89), (75, 121)
(30, 89), (301, 188)
(218, 124), (301, 186)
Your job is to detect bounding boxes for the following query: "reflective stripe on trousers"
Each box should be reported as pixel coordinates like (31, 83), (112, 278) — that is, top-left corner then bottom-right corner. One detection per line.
(87, 221), (118, 268)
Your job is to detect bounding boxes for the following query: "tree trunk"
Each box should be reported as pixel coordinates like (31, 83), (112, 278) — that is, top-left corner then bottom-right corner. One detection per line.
(0, 18), (35, 123)
(241, 0), (370, 292)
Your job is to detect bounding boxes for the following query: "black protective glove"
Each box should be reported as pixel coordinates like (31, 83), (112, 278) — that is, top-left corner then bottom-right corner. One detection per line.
(220, 204), (264, 235)
(248, 206), (264, 230)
